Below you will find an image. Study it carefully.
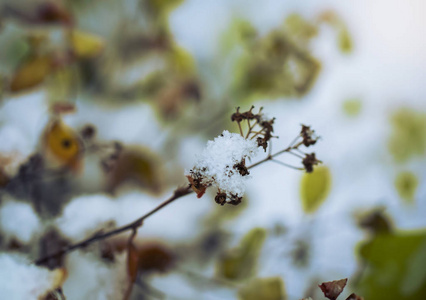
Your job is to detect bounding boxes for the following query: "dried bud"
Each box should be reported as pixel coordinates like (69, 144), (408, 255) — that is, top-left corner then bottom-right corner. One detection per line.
(215, 192), (227, 206)
(187, 171), (208, 198)
(302, 153), (321, 173)
(257, 137), (268, 152)
(228, 194), (242, 205)
(80, 124), (96, 140)
(233, 159), (249, 176)
(300, 124), (318, 147)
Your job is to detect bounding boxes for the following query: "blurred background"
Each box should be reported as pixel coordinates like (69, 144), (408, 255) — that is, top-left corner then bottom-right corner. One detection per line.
(0, 0), (425, 299)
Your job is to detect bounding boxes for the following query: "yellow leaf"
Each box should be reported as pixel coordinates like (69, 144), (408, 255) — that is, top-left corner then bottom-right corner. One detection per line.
(42, 120), (82, 171)
(70, 30), (104, 59)
(300, 166), (331, 213)
(10, 56), (52, 92)
(217, 228), (266, 281)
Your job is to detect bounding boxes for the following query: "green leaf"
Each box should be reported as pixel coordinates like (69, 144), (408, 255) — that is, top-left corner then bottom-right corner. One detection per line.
(388, 109), (426, 163)
(300, 166), (331, 213)
(342, 98), (362, 117)
(356, 230), (426, 300)
(238, 277), (286, 300)
(395, 171), (418, 204)
(338, 28), (353, 53)
(217, 228), (266, 281)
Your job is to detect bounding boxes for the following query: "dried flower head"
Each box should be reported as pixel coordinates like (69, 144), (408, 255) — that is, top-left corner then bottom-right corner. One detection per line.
(302, 153), (321, 173)
(231, 106), (276, 152)
(300, 124), (319, 147)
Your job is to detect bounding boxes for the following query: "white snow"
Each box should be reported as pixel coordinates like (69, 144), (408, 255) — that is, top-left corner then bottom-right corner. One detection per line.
(0, 253), (59, 299)
(187, 130), (259, 199)
(62, 251), (127, 300)
(0, 199), (42, 244)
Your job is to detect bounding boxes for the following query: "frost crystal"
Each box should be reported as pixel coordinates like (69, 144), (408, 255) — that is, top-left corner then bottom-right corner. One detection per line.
(187, 130), (259, 202)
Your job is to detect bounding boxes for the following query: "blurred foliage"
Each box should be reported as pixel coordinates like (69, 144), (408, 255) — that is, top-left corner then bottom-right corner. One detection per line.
(318, 10), (353, 54)
(357, 209), (393, 235)
(238, 277), (286, 300)
(9, 55), (53, 92)
(342, 98), (362, 117)
(356, 230), (426, 300)
(231, 14), (321, 102)
(388, 109), (426, 163)
(70, 30), (104, 59)
(300, 166), (331, 214)
(395, 171), (418, 204)
(106, 146), (163, 194)
(217, 228), (266, 281)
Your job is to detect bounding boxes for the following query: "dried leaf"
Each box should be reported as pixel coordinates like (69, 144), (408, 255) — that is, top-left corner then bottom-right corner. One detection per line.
(9, 56), (52, 92)
(318, 278), (347, 300)
(138, 243), (175, 274)
(127, 243), (139, 283)
(106, 147), (163, 194)
(346, 293), (363, 300)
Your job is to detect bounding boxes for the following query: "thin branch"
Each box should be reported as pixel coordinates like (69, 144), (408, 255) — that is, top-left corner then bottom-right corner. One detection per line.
(34, 134), (309, 265)
(34, 186), (193, 265)
(270, 159), (303, 171)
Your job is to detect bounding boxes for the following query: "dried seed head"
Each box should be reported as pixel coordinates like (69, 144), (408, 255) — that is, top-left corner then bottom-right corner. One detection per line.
(300, 124), (319, 147)
(302, 153), (321, 173)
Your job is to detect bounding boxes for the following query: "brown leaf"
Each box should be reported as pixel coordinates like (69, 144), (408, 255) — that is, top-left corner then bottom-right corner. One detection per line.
(318, 278), (348, 300)
(10, 56), (52, 92)
(106, 147), (163, 194)
(186, 175), (207, 198)
(138, 243), (175, 274)
(346, 293), (364, 300)
(127, 242), (139, 283)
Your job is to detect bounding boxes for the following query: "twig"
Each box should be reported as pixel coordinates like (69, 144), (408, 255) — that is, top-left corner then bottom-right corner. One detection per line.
(34, 135), (308, 265)
(34, 186), (193, 265)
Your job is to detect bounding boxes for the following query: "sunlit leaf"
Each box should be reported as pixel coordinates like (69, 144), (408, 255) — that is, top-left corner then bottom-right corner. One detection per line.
(395, 171), (418, 204)
(300, 166), (331, 213)
(217, 228), (266, 280)
(238, 277), (286, 300)
(356, 230), (426, 300)
(70, 30), (104, 59)
(388, 109), (426, 163)
(9, 56), (52, 92)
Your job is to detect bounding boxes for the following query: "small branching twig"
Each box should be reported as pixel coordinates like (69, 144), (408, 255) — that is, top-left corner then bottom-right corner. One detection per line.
(34, 186), (192, 266)
(34, 107), (321, 267)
